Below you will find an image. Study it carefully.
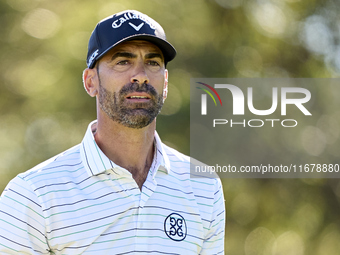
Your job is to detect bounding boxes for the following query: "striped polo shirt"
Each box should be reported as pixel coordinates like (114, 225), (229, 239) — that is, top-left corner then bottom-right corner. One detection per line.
(0, 120), (225, 255)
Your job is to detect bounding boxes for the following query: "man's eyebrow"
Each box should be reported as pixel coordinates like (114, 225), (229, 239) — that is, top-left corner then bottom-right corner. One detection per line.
(145, 53), (163, 60)
(111, 52), (137, 61)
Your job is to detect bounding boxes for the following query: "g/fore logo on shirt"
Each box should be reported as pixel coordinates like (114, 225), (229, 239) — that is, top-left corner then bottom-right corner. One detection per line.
(164, 213), (187, 241)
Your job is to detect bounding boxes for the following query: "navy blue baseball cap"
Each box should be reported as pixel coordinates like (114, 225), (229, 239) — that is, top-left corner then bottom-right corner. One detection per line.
(86, 10), (177, 68)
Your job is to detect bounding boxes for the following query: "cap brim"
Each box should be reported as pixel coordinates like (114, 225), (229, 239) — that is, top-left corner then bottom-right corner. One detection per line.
(91, 34), (176, 68)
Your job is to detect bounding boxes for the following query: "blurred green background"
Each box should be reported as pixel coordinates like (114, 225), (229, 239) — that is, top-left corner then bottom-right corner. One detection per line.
(1, 0), (340, 254)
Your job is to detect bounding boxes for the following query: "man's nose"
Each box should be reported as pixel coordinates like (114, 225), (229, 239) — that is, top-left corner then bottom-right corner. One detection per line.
(131, 62), (149, 84)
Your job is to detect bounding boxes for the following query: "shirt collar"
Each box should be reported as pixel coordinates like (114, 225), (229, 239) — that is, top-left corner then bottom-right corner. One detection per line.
(80, 120), (170, 177)
(152, 130), (171, 177)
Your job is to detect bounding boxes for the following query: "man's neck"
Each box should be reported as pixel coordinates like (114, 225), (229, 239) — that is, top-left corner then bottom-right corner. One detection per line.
(94, 115), (156, 190)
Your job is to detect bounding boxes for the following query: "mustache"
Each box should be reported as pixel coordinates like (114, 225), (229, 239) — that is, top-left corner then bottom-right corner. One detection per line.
(119, 82), (158, 99)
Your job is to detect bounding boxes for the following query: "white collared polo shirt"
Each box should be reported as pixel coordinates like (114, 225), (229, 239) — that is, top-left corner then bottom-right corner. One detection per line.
(0, 121), (225, 255)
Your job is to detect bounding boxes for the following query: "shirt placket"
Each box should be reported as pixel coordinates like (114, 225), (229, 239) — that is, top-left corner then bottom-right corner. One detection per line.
(110, 166), (143, 253)
(134, 168), (158, 252)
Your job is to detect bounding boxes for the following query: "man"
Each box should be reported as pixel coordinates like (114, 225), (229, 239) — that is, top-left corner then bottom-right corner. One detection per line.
(0, 10), (225, 254)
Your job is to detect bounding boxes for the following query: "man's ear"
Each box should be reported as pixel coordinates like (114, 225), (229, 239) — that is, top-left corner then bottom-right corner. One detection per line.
(163, 69), (168, 101)
(83, 67), (99, 97)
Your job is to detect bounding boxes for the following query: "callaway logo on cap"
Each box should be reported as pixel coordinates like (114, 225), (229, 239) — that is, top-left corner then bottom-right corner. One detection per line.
(86, 10), (176, 68)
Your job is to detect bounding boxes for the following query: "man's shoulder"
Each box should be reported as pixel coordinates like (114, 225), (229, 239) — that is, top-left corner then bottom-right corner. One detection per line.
(162, 143), (221, 186)
(161, 144), (223, 216)
(18, 144), (82, 182)
(162, 143), (190, 164)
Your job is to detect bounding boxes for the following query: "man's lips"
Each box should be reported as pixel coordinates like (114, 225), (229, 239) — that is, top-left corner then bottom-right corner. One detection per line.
(125, 92), (152, 102)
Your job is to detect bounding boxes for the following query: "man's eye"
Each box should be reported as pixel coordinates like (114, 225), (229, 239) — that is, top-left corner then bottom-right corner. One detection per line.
(148, 60), (160, 66)
(117, 60), (129, 65)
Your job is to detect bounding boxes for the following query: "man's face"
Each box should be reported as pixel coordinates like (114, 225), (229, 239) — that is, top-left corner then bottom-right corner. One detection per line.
(95, 40), (167, 129)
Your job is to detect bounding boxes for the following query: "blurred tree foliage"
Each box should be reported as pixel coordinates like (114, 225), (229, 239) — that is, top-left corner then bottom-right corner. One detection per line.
(0, 0), (340, 254)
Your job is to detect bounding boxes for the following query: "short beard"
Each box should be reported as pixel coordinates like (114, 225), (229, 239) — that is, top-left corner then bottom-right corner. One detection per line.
(97, 71), (164, 129)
